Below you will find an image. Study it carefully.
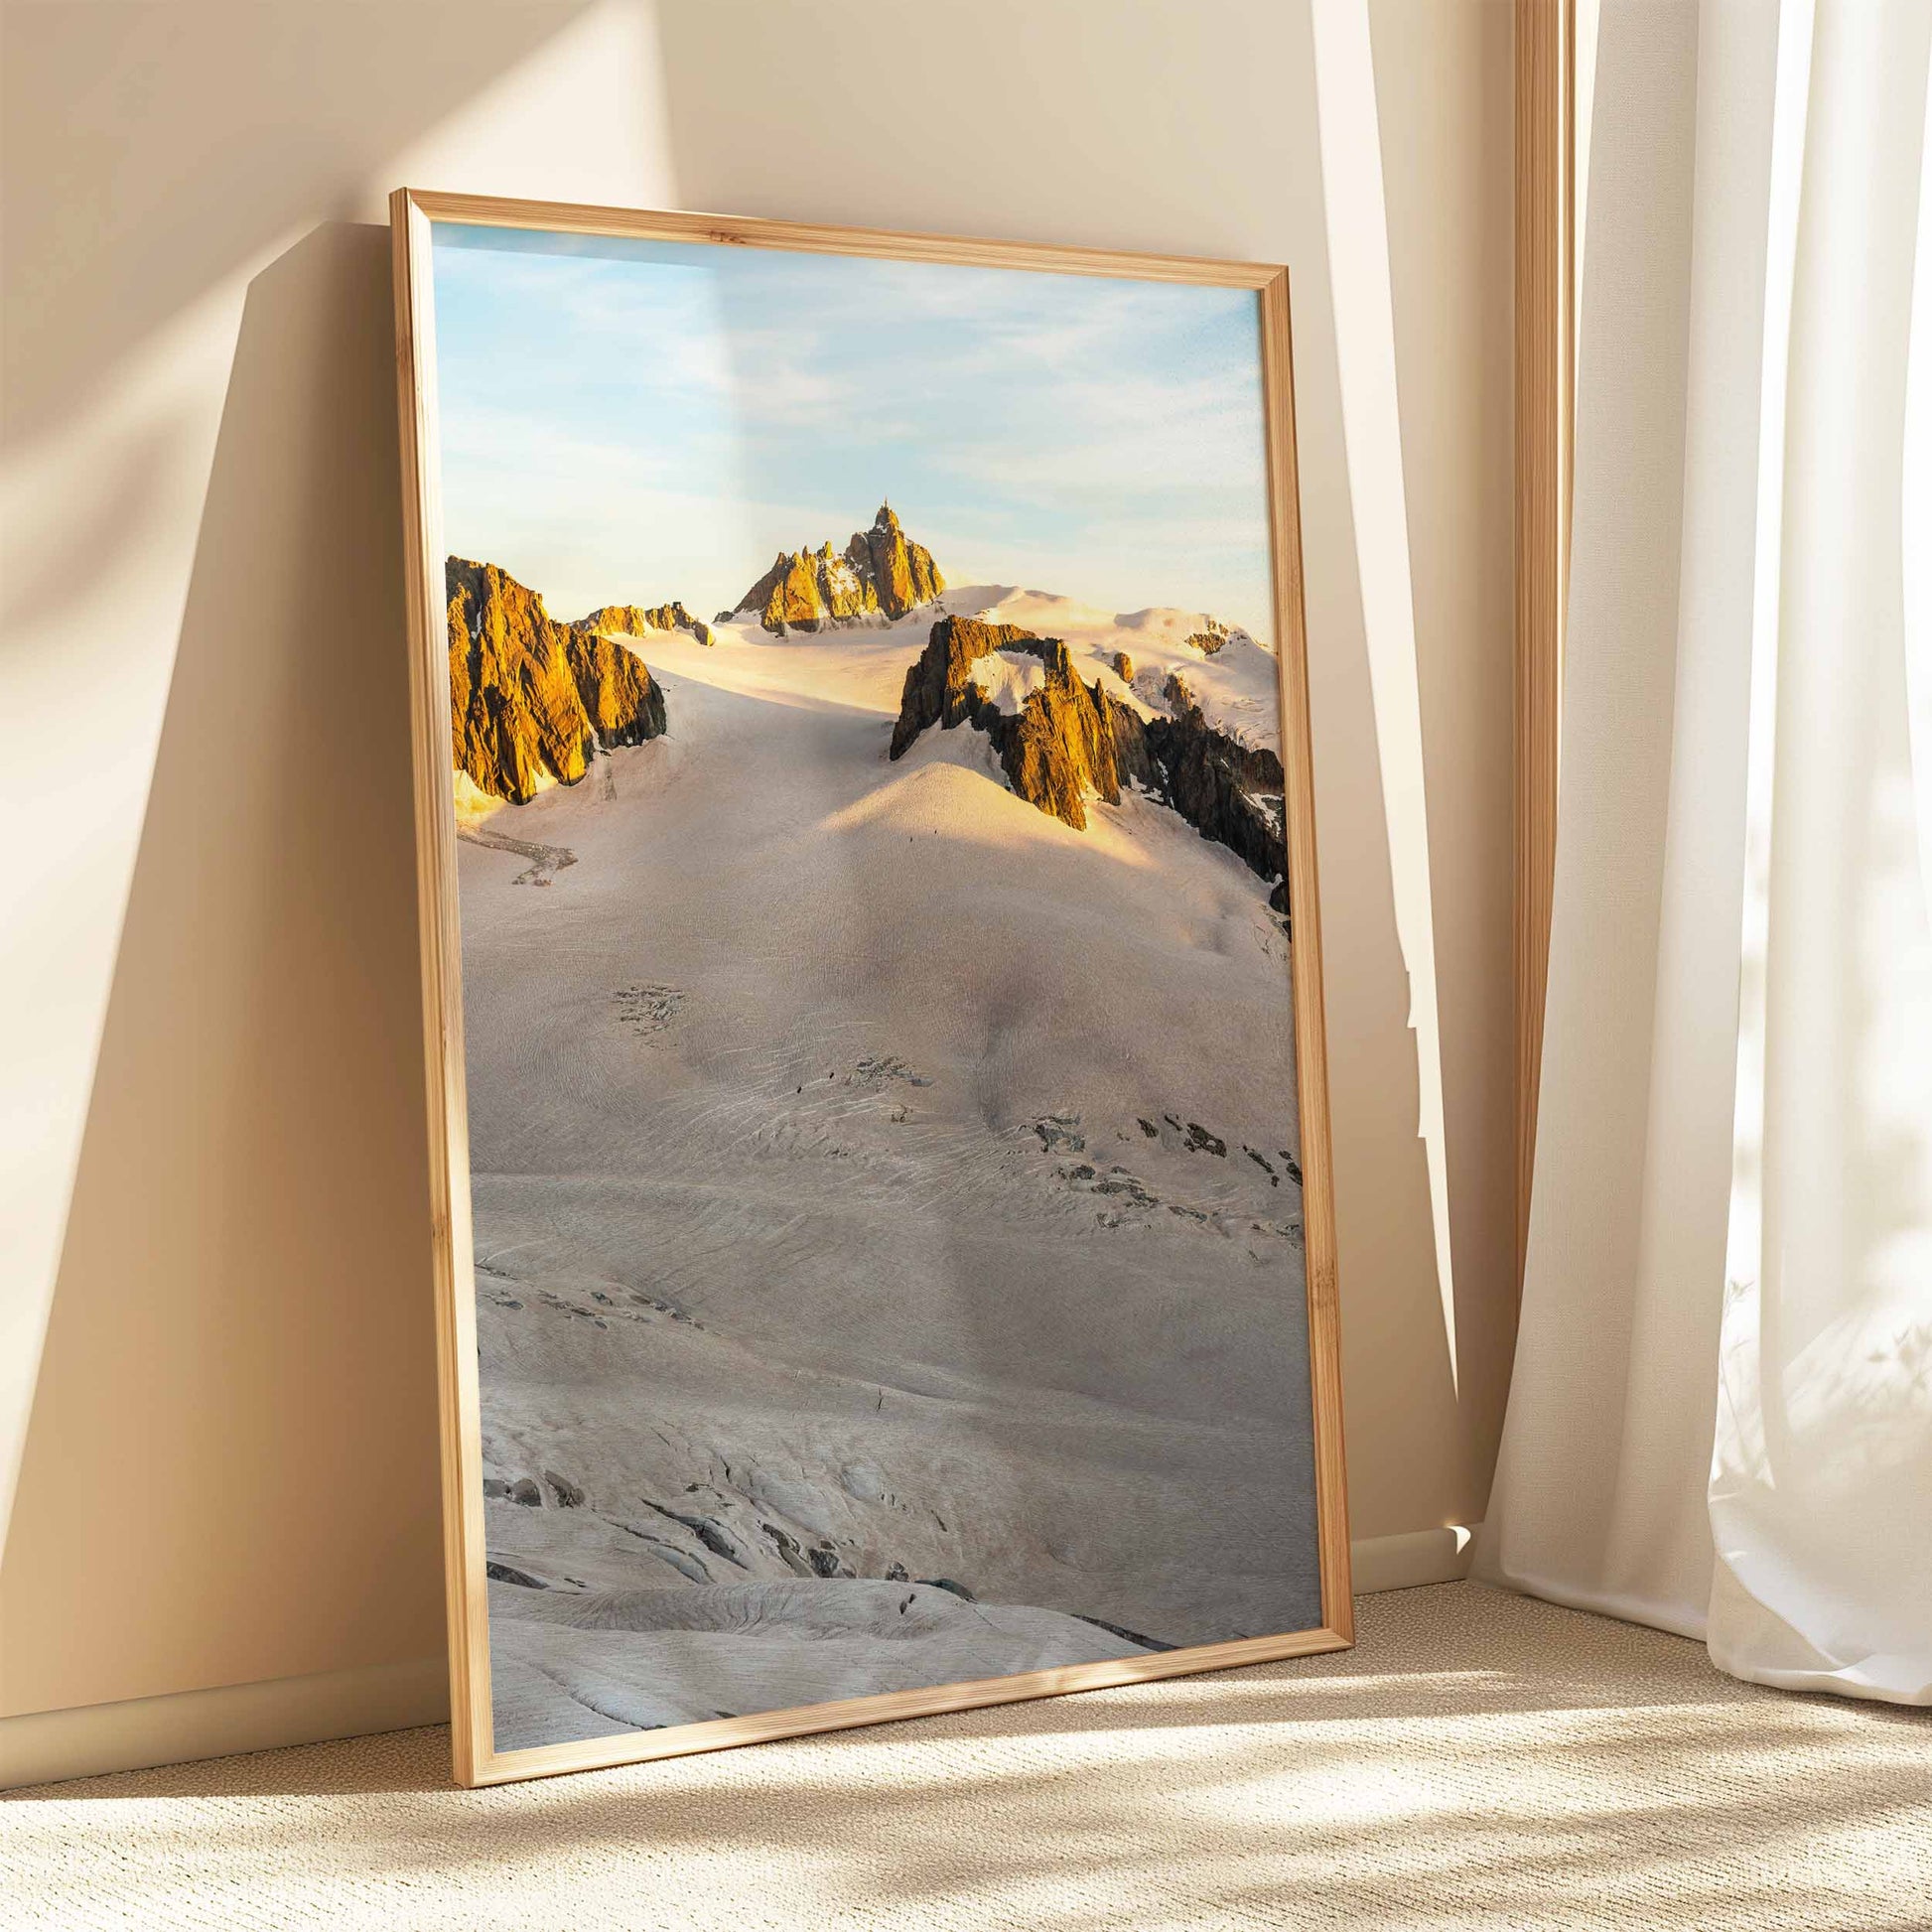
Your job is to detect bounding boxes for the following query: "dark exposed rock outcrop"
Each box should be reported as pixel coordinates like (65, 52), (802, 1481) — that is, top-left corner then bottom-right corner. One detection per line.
(1143, 673), (1288, 911)
(737, 503), (944, 633)
(576, 602), (713, 646)
(890, 618), (1289, 914)
(448, 557), (667, 806)
(1181, 617), (1250, 657)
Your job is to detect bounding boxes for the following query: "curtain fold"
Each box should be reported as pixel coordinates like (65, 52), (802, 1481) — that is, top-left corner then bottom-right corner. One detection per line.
(1476, 0), (1932, 1706)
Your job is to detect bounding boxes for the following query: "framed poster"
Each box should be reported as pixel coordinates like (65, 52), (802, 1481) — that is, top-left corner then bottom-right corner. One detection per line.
(390, 190), (1350, 1788)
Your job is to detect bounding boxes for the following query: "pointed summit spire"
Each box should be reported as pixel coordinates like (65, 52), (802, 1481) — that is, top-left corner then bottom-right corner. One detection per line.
(732, 503), (942, 631)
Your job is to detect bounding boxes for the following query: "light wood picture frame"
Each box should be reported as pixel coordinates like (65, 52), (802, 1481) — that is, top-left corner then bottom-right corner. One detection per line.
(390, 188), (1351, 1788)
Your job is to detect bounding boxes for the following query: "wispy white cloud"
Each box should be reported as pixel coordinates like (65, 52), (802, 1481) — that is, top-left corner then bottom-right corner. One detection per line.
(430, 226), (1276, 637)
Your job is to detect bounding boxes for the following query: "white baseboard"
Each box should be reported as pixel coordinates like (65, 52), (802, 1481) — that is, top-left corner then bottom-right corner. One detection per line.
(0, 1655), (449, 1791)
(1350, 1523), (1477, 1594)
(1, 1527), (1476, 1788)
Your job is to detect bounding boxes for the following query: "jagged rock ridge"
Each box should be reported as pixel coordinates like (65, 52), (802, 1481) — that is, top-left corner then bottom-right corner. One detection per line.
(890, 617), (1144, 832)
(576, 602), (714, 647)
(736, 504), (944, 634)
(1145, 674), (1288, 914)
(449, 557), (667, 806)
(1178, 616), (1258, 658)
(890, 617), (1289, 913)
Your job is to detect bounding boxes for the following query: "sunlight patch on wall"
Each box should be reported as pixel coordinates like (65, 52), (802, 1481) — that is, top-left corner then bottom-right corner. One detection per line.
(1310, 0), (1459, 1387)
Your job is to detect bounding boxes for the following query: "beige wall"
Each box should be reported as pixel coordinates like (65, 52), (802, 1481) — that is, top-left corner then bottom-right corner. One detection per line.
(0, 0), (1514, 1745)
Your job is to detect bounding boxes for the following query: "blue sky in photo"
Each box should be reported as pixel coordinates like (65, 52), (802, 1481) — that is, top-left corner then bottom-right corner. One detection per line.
(430, 222), (1275, 640)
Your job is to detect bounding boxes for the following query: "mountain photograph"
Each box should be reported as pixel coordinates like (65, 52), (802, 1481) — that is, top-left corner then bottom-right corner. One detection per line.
(428, 224), (1319, 1752)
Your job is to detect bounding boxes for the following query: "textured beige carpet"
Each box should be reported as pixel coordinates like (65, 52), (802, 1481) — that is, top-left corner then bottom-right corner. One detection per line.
(5, 1583), (1928, 1930)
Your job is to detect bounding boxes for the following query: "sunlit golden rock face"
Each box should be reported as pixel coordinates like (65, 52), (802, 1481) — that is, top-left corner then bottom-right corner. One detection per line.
(575, 602), (713, 646)
(737, 544), (869, 630)
(997, 641), (1138, 831)
(890, 616), (1288, 914)
(1181, 618), (1244, 657)
(889, 616), (1146, 832)
(890, 616), (1039, 752)
(447, 558), (667, 806)
(736, 503), (944, 634)
(849, 502), (943, 618)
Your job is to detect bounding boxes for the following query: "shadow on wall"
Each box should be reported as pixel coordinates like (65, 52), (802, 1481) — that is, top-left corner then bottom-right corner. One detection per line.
(0, 1), (595, 449)
(0, 223), (446, 1717)
(1, 1), (630, 1715)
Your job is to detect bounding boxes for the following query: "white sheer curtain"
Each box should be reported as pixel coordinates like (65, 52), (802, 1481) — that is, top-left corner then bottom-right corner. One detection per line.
(1476, 0), (1932, 1705)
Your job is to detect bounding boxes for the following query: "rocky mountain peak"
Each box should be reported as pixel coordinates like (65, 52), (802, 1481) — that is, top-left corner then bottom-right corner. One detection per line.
(734, 502), (944, 634)
(889, 616), (1144, 831)
(575, 601), (714, 647)
(448, 557), (667, 806)
(889, 610), (1291, 914)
